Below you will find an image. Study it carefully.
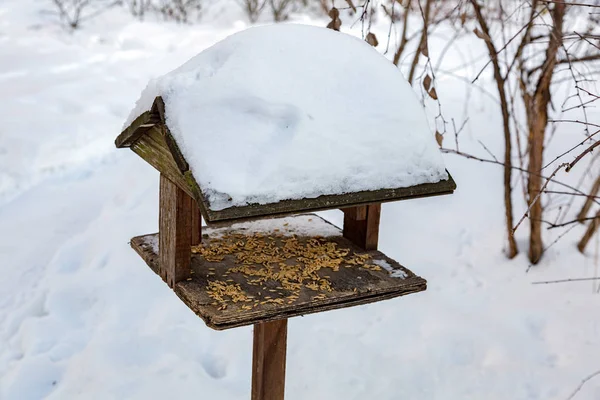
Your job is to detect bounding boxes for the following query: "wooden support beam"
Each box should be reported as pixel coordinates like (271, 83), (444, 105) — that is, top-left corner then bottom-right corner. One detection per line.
(252, 319), (288, 400)
(191, 202), (202, 246)
(341, 203), (381, 250)
(159, 174), (199, 287)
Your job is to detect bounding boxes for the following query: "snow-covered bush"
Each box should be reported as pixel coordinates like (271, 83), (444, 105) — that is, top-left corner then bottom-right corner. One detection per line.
(50, 0), (120, 29)
(125, 0), (202, 22)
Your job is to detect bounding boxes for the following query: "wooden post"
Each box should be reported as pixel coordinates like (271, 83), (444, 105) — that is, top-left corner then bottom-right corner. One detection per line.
(252, 319), (288, 400)
(191, 201), (202, 246)
(342, 204), (381, 250)
(159, 174), (201, 287)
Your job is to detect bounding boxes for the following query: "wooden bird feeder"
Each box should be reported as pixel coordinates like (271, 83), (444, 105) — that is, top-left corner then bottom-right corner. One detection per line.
(116, 25), (455, 400)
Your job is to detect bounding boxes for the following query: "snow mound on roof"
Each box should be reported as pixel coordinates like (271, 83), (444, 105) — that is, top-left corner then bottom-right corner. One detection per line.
(125, 24), (448, 211)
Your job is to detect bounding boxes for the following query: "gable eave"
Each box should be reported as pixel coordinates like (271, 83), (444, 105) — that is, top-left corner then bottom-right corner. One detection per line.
(115, 96), (166, 149)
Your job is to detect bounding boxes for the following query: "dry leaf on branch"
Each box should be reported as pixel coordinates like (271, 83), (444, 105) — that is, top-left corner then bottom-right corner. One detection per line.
(473, 27), (490, 41)
(423, 74), (432, 91)
(327, 7), (342, 31)
(428, 87), (438, 100)
(435, 131), (443, 147)
(366, 32), (378, 47)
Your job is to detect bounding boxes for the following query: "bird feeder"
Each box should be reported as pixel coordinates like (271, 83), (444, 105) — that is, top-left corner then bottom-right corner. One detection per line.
(116, 24), (456, 400)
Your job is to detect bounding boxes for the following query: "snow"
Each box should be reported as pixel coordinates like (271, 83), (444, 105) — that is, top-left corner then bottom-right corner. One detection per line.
(2, 1), (600, 400)
(205, 214), (341, 238)
(125, 24), (448, 211)
(144, 234), (160, 254)
(373, 259), (407, 279)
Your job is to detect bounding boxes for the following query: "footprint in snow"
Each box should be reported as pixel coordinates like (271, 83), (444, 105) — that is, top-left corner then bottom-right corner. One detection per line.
(200, 353), (227, 379)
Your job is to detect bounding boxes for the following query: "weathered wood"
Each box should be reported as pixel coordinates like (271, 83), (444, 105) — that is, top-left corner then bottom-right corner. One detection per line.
(163, 124), (189, 173)
(114, 111), (158, 148)
(130, 214), (427, 330)
(342, 204), (381, 250)
(252, 320), (287, 400)
(131, 126), (195, 197)
(197, 176), (455, 224)
(115, 97), (165, 148)
(191, 203), (202, 246)
(159, 174), (193, 287)
(128, 125), (211, 223)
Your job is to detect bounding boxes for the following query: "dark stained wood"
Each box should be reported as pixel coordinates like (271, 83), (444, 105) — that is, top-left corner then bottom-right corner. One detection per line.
(191, 203), (202, 246)
(129, 214), (427, 330)
(116, 96), (456, 224)
(114, 111), (158, 148)
(342, 204), (381, 250)
(200, 175), (455, 224)
(115, 97), (165, 148)
(152, 96), (166, 122)
(252, 320), (287, 400)
(163, 124), (189, 173)
(159, 174), (193, 287)
(131, 126), (195, 198)
(130, 234), (159, 275)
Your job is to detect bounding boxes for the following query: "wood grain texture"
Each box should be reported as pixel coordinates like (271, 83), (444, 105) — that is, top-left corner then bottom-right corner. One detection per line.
(131, 126), (196, 199)
(342, 204), (381, 250)
(252, 320), (287, 400)
(129, 214), (427, 330)
(159, 174), (193, 287)
(191, 204), (202, 246)
(115, 96), (164, 148)
(202, 175), (455, 223)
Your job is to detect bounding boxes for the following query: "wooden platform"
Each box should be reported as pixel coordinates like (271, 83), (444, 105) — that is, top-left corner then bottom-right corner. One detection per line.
(130, 214), (427, 330)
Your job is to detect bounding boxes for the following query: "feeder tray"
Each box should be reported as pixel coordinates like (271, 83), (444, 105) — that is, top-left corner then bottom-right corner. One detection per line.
(130, 214), (426, 330)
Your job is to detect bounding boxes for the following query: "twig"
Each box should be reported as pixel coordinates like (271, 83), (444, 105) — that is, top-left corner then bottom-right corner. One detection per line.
(541, 0), (600, 8)
(441, 149), (598, 205)
(543, 223), (577, 250)
(543, 128), (600, 170)
(544, 215), (600, 229)
(567, 140), (600, 172)
(566, 369), (600, 400)
(532, 277), (600, 284)
(512, 163), (569, 234)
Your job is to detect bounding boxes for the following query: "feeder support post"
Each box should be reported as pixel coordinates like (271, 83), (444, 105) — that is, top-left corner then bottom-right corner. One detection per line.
(159, 174), (202, 287)
(342, 204), (381, 250)
(252, 319), (288, 400)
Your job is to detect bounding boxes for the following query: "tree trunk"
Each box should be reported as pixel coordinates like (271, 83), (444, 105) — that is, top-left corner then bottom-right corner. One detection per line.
(527, 99), (547, 264)
(407, 0), (432, 84)
(502, 89), (518, 259)
(577, 174), (600, 222)
(470, 0), (518, 258)
(525, 0), (565, 264)
(578, 209), (600, 253)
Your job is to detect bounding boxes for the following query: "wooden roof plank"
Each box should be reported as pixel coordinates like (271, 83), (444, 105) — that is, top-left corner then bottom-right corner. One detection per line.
(201, 173), (456, 223)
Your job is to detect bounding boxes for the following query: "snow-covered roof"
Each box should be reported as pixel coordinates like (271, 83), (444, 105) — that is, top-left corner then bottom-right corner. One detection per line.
(117, 24), (454, 222)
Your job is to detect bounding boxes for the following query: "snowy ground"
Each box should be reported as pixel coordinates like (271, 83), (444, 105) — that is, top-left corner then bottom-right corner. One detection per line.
(2, 1), (600, 399)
